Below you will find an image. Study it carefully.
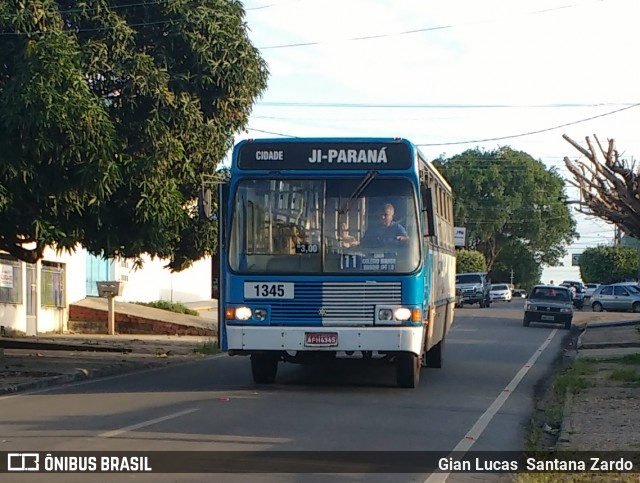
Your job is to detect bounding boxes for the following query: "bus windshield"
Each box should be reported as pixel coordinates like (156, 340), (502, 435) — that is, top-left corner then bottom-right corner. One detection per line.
(229, 177), (421, 274)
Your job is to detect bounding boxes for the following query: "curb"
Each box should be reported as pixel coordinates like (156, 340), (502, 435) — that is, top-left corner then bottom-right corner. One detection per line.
(556, 390), (574, 450)
(579, 342), (640, 349)
(576, 329), (585, 349)
(584, 319), (640, 329)
(0, 356), (209, 396)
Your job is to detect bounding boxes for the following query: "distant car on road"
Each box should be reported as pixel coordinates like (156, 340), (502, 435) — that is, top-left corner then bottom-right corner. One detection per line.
(489, 283), (512, 302)
(523, 285), (573, 329)
(512, 289), (527, 299)
(456, 272), (491, 308)
(590, 283), (640, 313)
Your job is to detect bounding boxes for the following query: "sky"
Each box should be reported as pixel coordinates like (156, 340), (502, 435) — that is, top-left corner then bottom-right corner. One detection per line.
(234, 0), (640, 283)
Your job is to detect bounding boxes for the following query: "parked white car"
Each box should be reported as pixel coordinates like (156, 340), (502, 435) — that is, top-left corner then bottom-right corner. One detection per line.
(584, 283), (600, 299)
(489, 283), (512, 302)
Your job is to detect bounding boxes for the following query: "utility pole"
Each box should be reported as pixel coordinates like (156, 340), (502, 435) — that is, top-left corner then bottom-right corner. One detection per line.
(614, 226), (622, 245)
(510, 267), (514, 286)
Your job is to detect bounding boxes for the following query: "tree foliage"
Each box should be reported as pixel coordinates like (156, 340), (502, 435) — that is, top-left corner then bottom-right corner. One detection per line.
(0, 0), (268, 270)
(490, 242), (542, 290)
(578, 245), (639, 284)
(433, 146), (577, 272)
(564, 134), (640, 240)
(455, 249), (486, 274)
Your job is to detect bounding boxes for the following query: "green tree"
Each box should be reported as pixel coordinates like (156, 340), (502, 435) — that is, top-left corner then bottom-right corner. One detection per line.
(433, 146), (577, 272)
(455, 249), (486, 274)
(490, 242), (542, 290)
(0, 0), (268, 270)
(579, 245), (639, 284)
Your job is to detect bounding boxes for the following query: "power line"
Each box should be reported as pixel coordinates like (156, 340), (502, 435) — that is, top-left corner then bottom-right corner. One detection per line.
(256, 0), (603, 50)
(245, 0), (307, 11)
(244, 127), (299, 138)
(247, 103), (640, 147)
(416, 104), (640, 146)
(254, 101), (635, 109)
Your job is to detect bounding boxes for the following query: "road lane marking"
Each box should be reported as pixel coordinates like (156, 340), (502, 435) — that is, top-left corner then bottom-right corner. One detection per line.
(98, 408), (199, 438)
(424, 329), (558, 483)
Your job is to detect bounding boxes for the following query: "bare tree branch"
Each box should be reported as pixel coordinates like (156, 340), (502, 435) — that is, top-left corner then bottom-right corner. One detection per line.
(564, 134), (640, 239)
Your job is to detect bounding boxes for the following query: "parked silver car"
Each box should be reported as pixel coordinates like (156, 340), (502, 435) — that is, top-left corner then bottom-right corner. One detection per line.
(590, 283), (640, 313)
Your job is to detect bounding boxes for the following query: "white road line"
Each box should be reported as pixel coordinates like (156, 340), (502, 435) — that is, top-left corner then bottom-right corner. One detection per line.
(98, 408), (199, 438)
(424, 329), (558, 483)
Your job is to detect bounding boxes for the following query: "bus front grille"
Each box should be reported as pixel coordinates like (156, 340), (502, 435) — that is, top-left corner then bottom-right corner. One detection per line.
(268, 281), (402, 325)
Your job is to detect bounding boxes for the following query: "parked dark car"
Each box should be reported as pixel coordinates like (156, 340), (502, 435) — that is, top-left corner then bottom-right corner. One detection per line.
(590, 283), (640, 313)
(523, 285), (573, 329)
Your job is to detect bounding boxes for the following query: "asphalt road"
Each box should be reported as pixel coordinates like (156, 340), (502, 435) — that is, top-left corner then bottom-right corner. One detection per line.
(0, 299), (566, 483)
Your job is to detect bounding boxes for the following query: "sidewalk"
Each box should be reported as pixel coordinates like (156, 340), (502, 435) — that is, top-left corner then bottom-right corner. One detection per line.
(556, 318), (640, 451)
(0, 334), (217, 396)
(68, 298), (217, 335)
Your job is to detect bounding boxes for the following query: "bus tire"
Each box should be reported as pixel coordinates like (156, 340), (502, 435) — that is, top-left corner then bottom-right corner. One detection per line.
(396, 352), (420, 388)
(250, 353), (278, 384)
(426, 338), (445, 368)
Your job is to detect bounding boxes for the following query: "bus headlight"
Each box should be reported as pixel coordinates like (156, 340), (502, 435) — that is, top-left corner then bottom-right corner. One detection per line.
(394, 308), (412, 321)
(253, 308), (267, 321)
(378, 309), (393, 321)
(235, 307), (252, 320)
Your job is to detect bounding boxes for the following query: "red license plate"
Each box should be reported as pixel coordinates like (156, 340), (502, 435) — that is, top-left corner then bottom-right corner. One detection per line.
(304, 332), (338, 347)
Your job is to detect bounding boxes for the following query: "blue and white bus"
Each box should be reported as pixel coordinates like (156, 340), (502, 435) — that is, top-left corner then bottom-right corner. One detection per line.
(217, 138), (456, 388)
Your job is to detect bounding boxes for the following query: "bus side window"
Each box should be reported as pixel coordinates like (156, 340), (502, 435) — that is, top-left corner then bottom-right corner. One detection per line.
(420, 185), (435, 237)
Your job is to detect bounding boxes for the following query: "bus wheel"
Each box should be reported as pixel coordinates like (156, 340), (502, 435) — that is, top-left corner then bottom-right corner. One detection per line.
(396, 352), (420, 388)
(250, 353), (278, 384)
(426, 338), (445, 368)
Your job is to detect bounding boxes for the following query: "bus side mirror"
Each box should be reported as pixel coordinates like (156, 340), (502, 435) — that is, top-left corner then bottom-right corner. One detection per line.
(198, 186), (212, 220)
(421, 186), (436, 237)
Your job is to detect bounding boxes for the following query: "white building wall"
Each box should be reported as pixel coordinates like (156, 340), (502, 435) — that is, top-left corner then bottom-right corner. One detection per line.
(541, 253), (582, 285)
(121, 254), (212, 304)
(0, 304), (20, 333)
(1, 245), (212, 334)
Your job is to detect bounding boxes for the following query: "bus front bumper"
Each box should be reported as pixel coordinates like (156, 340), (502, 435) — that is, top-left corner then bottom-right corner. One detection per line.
(226, 325), (424, 356)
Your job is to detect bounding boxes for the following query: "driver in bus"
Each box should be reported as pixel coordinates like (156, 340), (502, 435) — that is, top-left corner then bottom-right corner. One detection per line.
(361, 203), (408, 247)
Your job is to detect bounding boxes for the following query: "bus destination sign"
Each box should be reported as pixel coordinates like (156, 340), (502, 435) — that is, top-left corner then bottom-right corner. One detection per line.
(236, 141), (413, 170)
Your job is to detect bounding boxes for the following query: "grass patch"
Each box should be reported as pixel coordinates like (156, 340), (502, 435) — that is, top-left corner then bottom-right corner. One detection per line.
(553, 360), (595, 396)
(133, 300), (200, 316)
(516, 472), (640, 483)
(193, 339), (219, 355)
(609, 368), (640, 383)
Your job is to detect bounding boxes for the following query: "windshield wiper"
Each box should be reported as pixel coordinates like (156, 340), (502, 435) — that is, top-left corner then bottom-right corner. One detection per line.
(338, 171), (377, 215)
